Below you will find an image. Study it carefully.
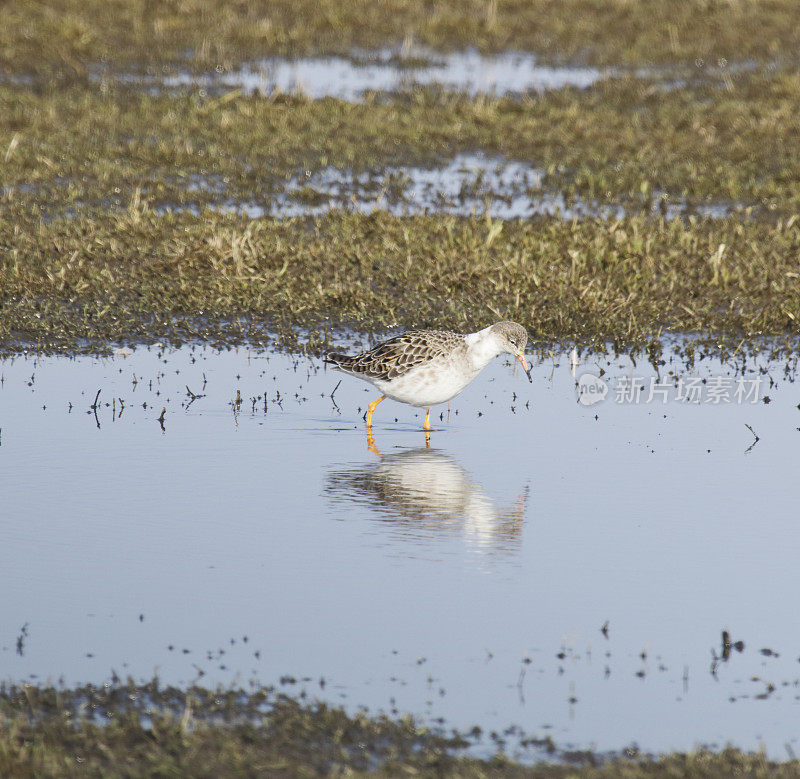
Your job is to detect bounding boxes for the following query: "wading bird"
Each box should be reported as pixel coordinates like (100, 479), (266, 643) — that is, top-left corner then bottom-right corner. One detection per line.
(325, 321), (531, 433)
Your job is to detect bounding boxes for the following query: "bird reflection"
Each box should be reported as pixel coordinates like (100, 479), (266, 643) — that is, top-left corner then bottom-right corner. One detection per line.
(325, 447), (527, 553)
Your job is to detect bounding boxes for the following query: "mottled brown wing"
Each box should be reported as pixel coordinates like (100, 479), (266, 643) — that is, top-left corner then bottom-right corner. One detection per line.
(328, 330), (465, 380)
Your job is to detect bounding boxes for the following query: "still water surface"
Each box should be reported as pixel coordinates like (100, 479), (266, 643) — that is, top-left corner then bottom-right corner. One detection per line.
(156, 49), (605, 99)
(0, 342), (798, 757)
(166, 153), (741, 223)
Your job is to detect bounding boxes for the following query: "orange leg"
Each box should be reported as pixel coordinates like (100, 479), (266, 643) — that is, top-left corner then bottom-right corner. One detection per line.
(424, 408), (431, 431)
(366, 395), (385, 428)
(366, 432), (380, 455)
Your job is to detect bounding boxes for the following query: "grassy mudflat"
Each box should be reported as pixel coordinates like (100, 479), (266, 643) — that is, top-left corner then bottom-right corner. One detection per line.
(4, 71), (800, 212)
(2, 209), (798, 353)
(0, 681), (798, 777)
(4, 0), (800, 76)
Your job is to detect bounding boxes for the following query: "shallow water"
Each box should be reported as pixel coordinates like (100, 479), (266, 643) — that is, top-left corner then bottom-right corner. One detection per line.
(270, 154), (609, 220)
(152, 49), (605, 99)
(1, 341), (799, 758)
(105, 50), (759, 102)
(168, 153), (740, 222)
(92, 49), (762, 106)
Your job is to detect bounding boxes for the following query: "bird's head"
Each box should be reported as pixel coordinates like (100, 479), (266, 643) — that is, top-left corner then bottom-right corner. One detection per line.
(490, 320), (529, 373)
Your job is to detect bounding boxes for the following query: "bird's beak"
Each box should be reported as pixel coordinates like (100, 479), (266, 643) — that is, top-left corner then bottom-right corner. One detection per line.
(517, 352), (533, 383)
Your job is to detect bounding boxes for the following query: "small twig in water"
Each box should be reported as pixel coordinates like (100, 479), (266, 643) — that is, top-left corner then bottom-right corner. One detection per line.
(90, 389), (102, 429)
(744, 423), (760, 453)
(16, 623), (29, 656)
(330, 380), (342, 410)
(185, 386), (205, 408)
(516, 668), (526, 704)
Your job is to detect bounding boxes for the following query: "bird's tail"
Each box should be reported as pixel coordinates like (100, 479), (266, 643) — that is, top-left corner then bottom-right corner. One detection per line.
(324, 352), (357, 369)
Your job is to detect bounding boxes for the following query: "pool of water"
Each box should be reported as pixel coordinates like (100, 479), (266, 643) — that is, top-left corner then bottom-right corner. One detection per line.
(85, 48), (768, 108)
(1, 340), (798, 758)
(142, 49), (606, 100)
(159, 153), (742, 222)
(101, 49), (760, 102)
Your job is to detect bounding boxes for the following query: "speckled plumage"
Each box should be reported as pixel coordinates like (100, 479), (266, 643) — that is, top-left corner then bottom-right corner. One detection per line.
(325, 329), (467, 381)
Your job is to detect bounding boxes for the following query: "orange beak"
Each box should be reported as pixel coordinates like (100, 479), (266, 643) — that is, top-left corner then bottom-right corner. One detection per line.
(516, 353), (529, 372)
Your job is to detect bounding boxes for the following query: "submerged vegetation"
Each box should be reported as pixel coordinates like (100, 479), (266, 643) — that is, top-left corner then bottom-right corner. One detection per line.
(1, 680), (798, 777)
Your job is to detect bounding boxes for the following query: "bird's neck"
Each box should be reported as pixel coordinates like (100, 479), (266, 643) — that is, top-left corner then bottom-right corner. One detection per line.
(464, 326), (502, 371)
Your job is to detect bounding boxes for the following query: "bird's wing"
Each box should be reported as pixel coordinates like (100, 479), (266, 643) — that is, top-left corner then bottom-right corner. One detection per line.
(329, 330), (465, 380)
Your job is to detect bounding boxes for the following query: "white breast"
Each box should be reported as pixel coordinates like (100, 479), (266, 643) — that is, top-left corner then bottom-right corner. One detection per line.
(374, 359), (478, 407)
